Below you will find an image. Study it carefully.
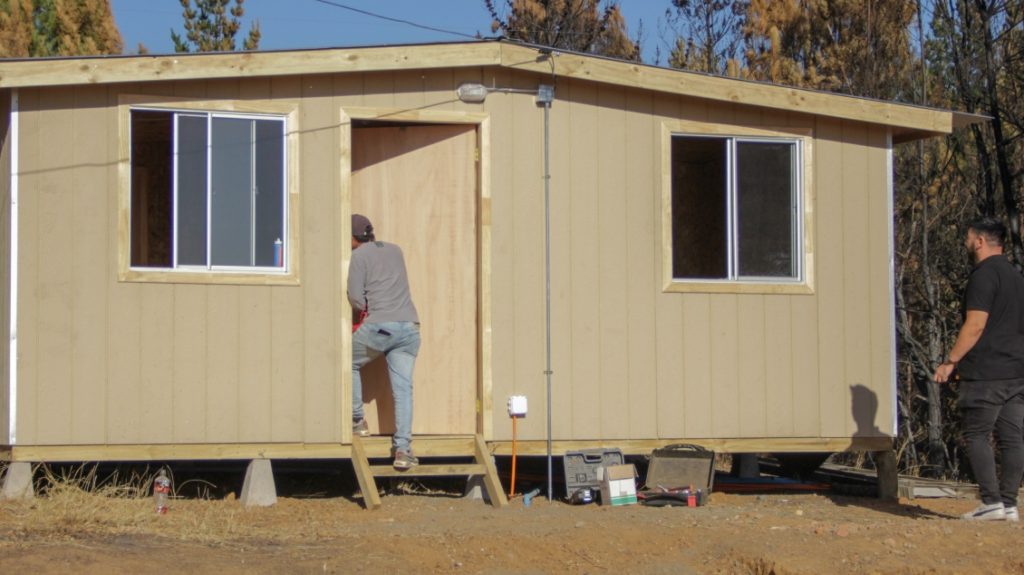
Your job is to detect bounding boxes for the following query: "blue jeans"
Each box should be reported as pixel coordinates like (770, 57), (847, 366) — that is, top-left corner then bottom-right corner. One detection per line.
(352, 321), (420, 453)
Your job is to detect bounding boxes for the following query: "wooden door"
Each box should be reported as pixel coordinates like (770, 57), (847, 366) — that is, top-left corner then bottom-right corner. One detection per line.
(351, 124), (478, 435)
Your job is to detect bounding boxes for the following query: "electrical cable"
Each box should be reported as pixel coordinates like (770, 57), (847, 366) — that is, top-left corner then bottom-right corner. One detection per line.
(311, 0), (479, 40)
(509, 416), (518, 498)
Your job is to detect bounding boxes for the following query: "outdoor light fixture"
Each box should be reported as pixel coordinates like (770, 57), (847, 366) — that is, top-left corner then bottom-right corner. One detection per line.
(455, 83), (555, 106)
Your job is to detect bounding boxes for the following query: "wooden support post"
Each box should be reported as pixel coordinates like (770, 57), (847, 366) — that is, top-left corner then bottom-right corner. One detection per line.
(474, 434), (508, 509)
(351, 437), (381, 510)
(875, 449), (898, 501)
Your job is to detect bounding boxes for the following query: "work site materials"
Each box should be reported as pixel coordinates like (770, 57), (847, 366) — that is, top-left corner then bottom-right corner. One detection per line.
(645, 444), (715, 493)
(563, 448), (624, 500)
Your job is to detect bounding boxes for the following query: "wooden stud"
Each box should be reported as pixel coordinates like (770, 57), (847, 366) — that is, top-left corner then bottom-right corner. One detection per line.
(350, 436), (381, 510)
(475, 434), (508, 508)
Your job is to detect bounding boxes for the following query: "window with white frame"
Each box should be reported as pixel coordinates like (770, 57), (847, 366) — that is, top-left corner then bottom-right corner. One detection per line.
(130, 109), (287, 271)
(670, 134), (802, 282)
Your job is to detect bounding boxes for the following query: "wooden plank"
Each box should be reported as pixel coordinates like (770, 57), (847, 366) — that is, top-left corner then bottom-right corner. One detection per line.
(596, 84), (630, 440)
(841, 122), (872, 438)
(737, 296), (767, 437)
(654, 93), (687, 439)
(172, 284), (207, 443)
(238, 287), (272, 442)
(13, 90), (40, 444)
(0, 90), (10, 441)
(350, 436), (381, 510)
(138, 284), (174, 444)
(475, 434), (509, 508)
(6, 434), (890, 463)
(682, 295), (712, 437)
(300, 73), (340, 443)
(764, 296), (795, 436)
(868, 128), (896, 437)
(350, 125), (478, 435)
(69, 85), (109, 444)
(568, 78), (601, 440)
(33, 87), (75, 444)
(709, 294), (740, 437)
(483, 67), (515, 442)
(624, 89), (658, 440)
(814, 118), (846, 438)
(368, 463), (487, 477)
(206, 286), (240, 442)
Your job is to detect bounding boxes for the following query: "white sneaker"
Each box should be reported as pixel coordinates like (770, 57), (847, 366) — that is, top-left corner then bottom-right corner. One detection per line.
(1005, 506), (1019, 522)
(962, 502), (1006, 521)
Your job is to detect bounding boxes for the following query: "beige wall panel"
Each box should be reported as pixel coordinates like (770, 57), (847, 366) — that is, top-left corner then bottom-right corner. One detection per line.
(137, 285), (173, 444)
(764, 296), (796, 436)
(483, 68), (516, 441)
(332, 73), (364, 106)
(270, 285), (305, 441)
(173, 284), (207, 442)
(33, 88), (75, 444)
(709, 294), (740, 437)
(653, 94), (687, 439)
(509, 73), (548, 440)
(682, 294), (712, 437)
(206, 286), (240, 442)
(172, 80), (207, 99)
(596, 85), (630, 439)
(361, 72), (395, 108)
(299, 76), (340, 443)
(737, 296), (768, 437)
(567, 80), (601, 440)
(623, 90), (658, 440)
(15, 90), (39, 444)
(655, 93), (688, 433)
(867, 127), (895, 436)
(547, 79), (575, 440)
(815, 118), (847, 437)
(0, 90), (9, 441)
(238, 288), (273, 442)
(790, 293), (821, 436)
(840, 122), (873, 438)
(70, 86), (110, 444)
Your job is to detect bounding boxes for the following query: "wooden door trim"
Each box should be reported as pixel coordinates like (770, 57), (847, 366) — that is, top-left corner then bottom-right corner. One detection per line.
(340, 107), (492, 441)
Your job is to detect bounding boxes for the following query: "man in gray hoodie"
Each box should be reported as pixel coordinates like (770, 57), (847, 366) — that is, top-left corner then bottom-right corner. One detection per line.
(348, 213), (421, 470)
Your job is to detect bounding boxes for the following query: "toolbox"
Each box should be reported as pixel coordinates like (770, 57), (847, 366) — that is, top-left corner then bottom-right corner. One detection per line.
(644, 443), (715, 493)
(563, 448), (624, 499)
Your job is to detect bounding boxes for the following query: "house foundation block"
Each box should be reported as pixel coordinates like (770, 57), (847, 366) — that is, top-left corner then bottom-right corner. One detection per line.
(239, 459), (277, 507)
(1, 462), (35, 500)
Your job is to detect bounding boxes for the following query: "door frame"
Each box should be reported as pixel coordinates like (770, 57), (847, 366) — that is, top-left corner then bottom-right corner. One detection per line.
(339, 106), (492, 443)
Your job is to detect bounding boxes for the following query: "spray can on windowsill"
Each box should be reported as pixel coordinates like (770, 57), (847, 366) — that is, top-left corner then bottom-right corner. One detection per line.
(153, 468), (171, 515)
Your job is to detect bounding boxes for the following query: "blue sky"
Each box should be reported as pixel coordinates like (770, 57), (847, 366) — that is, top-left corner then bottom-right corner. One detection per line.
(110, 0), (672, 64)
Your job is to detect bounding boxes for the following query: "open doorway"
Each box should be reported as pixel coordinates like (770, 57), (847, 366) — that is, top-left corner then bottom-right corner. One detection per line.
(351, 122), (479, 436)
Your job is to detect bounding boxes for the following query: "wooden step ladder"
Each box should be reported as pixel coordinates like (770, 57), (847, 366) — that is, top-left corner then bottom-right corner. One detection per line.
(351, 434), (509, 510)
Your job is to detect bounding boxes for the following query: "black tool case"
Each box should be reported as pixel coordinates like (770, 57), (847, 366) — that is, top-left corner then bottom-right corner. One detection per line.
(644, 443), (715, 492)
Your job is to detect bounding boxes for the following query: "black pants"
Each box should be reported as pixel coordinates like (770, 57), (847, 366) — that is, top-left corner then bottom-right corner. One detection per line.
(960, 378), (1024, 506)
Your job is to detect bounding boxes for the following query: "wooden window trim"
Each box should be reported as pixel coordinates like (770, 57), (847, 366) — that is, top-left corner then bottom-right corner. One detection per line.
(117, 94), (301, 286)
(660, 121), (816, 295)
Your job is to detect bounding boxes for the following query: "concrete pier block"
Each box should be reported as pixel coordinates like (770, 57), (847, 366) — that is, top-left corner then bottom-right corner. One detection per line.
(463, 475), (491, 503)
(239, 459), (277, 507)
(1, 462), (35, 500)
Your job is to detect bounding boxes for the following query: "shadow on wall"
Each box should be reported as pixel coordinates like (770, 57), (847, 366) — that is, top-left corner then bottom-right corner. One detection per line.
(851, 384), (883, 437)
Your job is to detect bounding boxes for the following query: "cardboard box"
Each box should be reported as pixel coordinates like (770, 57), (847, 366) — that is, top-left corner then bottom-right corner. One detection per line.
(598, 464), (638, 506)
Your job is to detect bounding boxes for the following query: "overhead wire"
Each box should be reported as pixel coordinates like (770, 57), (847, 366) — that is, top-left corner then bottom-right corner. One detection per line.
(310, 0), (480, 40)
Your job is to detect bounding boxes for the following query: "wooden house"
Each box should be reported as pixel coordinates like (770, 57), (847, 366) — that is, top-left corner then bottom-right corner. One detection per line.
(0, 41), (972, 475)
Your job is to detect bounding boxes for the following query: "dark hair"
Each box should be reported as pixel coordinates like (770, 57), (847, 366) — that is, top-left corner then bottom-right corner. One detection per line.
(968, 217), (1006, 247)
(355, 231), (375, 243)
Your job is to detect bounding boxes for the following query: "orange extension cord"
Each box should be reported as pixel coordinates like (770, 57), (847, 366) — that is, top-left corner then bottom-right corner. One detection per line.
(509, 416), (518, 498)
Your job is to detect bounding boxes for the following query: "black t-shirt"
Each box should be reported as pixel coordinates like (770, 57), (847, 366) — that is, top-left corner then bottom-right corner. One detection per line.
(958, 255), (1024, 380)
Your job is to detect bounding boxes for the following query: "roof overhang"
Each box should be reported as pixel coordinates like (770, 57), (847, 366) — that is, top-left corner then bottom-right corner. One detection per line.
(0, 40), (982, 142)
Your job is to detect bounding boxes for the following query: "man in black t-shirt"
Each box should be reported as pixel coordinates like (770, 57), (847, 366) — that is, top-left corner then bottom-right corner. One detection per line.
(934, 217), (1024, 521)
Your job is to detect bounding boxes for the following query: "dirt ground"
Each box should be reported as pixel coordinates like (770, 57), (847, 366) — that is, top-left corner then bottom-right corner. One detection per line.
(1, 469), (1022, 575)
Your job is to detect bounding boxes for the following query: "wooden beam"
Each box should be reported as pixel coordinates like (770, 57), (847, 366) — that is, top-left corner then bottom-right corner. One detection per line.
(0, 43), (503, 89)
(498, 43), (955, 139)
(369, 463), (486, 477)
(475, 434), (508, 508)
(350, 437), (381, 510)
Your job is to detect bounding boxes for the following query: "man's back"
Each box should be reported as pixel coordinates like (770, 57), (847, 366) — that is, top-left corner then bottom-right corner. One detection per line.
(347, 241), (419, 324)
